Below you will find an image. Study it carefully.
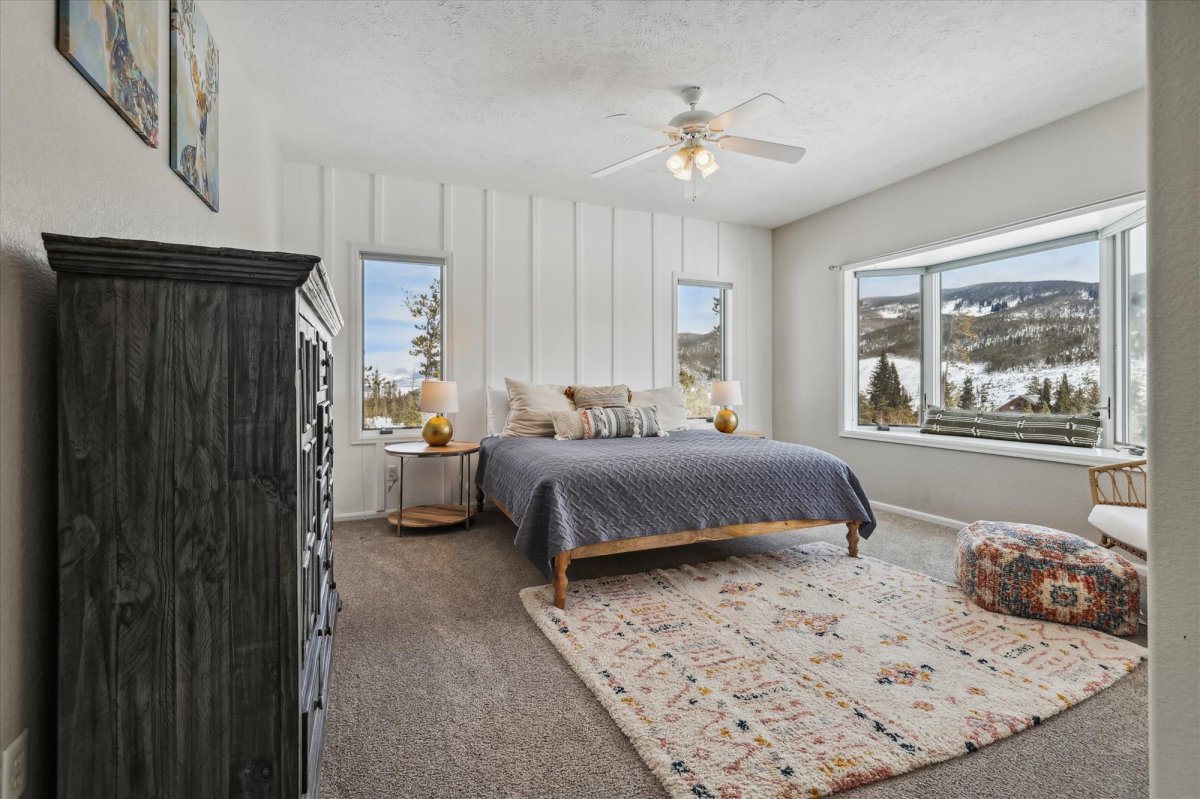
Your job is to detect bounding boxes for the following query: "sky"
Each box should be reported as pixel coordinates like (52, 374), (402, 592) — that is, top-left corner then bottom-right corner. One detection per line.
(859, 240), (1100, 298)
(677, 283), (722, 334)
(363, 259), (441, 382)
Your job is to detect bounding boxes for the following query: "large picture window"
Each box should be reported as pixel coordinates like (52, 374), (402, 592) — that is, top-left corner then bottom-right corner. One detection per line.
(360, 254), (445, 433)
(675, 278), (730, 419)
(842, 198), (1147, 455)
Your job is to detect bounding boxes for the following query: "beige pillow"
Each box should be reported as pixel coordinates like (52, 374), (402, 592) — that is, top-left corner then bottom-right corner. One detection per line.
(501, 377), (574, 437)
(567, 384), (631, 409)
(631, 386), (688, 431)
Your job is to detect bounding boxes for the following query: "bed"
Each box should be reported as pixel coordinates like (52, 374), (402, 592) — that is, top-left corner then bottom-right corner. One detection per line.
(475, 430), (877, 609)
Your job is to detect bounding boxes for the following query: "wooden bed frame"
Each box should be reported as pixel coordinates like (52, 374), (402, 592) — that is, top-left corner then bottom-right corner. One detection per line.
(478, 488), (861, 610)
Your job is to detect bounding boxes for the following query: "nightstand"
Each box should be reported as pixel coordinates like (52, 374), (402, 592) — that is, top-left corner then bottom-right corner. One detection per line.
(383, 441), (480, 530)
(731, 430), (767, 439)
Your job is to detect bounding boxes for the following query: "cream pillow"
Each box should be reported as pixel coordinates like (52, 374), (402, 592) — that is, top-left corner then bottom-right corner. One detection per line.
(501, 377), (574, 437)
(631, 386), (688, 431)
(486, 387), (510, 436)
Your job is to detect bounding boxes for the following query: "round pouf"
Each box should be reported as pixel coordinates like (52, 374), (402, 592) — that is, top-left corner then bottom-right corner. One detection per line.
(955, 520), (1140, 636)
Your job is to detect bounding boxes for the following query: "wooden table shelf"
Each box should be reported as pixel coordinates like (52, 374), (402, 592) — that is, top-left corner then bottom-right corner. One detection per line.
(384, 440), (480, 532)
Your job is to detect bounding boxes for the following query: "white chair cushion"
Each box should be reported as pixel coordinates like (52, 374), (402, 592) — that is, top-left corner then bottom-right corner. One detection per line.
(1088, 504), (1148, 552)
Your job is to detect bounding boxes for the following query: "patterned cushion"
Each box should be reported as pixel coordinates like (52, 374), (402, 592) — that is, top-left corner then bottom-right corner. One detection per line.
(566, 384), (632, 409)
(550, 406), (667, 440)
(922, 406), (1102, 448)
(955, 520), (1139, 635)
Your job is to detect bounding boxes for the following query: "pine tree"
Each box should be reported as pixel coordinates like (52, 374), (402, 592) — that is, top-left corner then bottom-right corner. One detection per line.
(1052, 373), (1071, 414)
(403, 280), (443, 380)
(960, 375), (976, 410)
(978, 382), (991, 411)
(942, 374), (959, 409)
(1040, 378), (1053, 411)
(867, 352), (892, 420)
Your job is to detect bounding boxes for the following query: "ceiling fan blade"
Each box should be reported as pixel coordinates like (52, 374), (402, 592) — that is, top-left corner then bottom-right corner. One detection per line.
(706, 93), (785, 133)
(590, 144), (674, 178)
(716, 136), (806, 164)
(605, 113), (680, 135)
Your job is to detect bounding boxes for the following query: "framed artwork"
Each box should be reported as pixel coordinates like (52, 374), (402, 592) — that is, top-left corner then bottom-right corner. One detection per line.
(170, 0), (219, 211)
(56, 0), (159, 146)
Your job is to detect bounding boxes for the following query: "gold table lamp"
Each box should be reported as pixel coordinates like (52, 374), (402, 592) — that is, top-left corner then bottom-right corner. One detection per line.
(418, 380), (458, 446)
(711, 380), (742, 433)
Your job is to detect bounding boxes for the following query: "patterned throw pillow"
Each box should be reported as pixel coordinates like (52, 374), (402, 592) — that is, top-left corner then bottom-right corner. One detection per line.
(921, 406), (1102, 448)
(550, 406), (667, 440)
(565, 384), (632, 409)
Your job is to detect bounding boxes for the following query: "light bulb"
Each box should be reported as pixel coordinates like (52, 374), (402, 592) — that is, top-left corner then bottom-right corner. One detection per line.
(666, 152), (686, 172)
(694, 149), (713, 167)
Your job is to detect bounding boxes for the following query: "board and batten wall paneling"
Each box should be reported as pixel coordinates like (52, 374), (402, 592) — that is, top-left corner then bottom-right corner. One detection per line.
(282, 163), (773, 519)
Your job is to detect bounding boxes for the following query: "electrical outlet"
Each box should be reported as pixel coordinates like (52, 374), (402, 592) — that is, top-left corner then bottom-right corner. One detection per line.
(385, 465), (399, 483)
(2, 728), (28, 799)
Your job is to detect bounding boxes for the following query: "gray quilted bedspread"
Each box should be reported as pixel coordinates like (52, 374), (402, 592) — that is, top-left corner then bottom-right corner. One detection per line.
(476, 430), (877, 576)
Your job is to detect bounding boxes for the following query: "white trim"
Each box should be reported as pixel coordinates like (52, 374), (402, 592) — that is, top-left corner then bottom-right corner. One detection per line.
(839, 427), (1132, 467)
(334, 509), (391, 523)
(869, 501), (967, 530)
(350, 241), (453, 445)
(834, 192), (1145, 272)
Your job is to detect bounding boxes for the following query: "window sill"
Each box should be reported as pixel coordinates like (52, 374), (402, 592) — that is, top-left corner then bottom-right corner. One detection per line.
(352, 429), (425, 446)
(839, 426), (1133, 467)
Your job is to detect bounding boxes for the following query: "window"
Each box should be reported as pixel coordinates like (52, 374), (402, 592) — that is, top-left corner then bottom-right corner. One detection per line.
(1118, 221), (1148, 447)
(857, 274), (921, 426)
(938, 239), (1100, 417)
(841, 197), (1147, 454)
(675, 278), (730, 418)
(360, 253), (446, 433)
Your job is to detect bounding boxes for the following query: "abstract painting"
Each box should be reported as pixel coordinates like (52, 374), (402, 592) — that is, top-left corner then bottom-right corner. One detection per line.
(57, 0), (159, 146)
(170, 0), (219, 211)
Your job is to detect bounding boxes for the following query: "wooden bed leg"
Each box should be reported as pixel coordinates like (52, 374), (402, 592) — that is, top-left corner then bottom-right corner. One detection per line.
(553, 552), (571, 610)
(476, 485), (485, 514)
(846, 521), (860, 558)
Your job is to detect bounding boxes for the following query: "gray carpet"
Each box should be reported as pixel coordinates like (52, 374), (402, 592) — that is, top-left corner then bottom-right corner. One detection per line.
(320, 509), (1147, 799)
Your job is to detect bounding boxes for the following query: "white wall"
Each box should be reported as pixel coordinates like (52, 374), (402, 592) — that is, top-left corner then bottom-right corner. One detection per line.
(771, 90), (1146, 537)
(0, 1), (282, 793)
(1146, 1), (1200, 794)
(282, 164), (774, 519)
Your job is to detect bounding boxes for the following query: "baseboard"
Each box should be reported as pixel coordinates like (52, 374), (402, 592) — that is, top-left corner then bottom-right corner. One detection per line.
(333, 509), (391, 523)
(870, 501), (967, 530)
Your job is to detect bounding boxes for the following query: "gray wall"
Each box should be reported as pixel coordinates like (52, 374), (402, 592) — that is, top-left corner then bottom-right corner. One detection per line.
(771, 90), (1146, 537)
(1147, 1), (1200, 794)
(0, 2), (283, 793)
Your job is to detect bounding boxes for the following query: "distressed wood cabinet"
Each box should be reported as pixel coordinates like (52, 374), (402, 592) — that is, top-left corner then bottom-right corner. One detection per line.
(45, 234), (344, 798)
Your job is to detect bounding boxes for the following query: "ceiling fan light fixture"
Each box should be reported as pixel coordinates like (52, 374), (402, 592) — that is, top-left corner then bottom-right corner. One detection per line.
(694, 146), (720, 178)
(665, 151), (687, 172)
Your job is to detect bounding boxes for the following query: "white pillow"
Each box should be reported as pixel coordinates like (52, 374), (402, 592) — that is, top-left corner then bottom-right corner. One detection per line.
(630, 386), (688, 431)
(486, 387), (510, 436)
(501, 378), (574, 437)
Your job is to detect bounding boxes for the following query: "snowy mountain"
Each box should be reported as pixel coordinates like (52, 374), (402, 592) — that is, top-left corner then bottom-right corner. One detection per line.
(858, 280), (1101, 411)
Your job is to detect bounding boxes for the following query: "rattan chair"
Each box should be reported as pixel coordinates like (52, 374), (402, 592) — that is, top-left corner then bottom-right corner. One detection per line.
(1088, 459), (1148, 561)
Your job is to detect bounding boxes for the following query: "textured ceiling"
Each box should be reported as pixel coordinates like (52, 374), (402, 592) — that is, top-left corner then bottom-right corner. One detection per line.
(218, 0), (1145, 228)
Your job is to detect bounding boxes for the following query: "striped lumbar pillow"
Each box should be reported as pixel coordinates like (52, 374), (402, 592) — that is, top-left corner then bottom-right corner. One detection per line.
(566, 384), (632, 409)
(551, 406), (667, 440)
(921, 406), (1102, 448)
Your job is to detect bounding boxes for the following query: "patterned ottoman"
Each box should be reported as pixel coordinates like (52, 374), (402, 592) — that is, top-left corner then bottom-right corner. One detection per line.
(955, 520), (1140, 635)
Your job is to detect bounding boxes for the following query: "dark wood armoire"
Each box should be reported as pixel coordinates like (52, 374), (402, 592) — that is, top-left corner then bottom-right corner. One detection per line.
(45, 234), (344, 798)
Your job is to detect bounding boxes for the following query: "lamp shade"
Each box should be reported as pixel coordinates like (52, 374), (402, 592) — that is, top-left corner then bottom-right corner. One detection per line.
(710, 380), (742, 406)
(418, 380), (459, 413)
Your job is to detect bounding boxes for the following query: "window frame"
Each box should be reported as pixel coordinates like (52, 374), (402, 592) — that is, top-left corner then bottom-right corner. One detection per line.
(350, 242), (453, 444)
(672, 273), (734, 420)
(838, 194), (1146, 464)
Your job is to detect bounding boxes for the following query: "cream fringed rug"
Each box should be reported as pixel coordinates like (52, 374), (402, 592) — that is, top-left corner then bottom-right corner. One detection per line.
(520, 542), (1146, 798)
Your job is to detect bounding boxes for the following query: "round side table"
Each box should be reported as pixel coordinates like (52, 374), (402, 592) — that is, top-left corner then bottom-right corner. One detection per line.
(383, 441), (480, 531)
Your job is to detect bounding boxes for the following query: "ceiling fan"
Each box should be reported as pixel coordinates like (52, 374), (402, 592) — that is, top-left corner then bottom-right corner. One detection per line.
(591, 86), (806, 199)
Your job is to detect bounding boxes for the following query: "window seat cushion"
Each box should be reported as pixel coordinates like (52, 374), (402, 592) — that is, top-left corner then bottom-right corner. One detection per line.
(921, 406), (1102, 448)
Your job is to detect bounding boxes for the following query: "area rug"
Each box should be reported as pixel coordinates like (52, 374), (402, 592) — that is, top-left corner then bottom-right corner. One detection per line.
(520, 541), (1146, 798)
